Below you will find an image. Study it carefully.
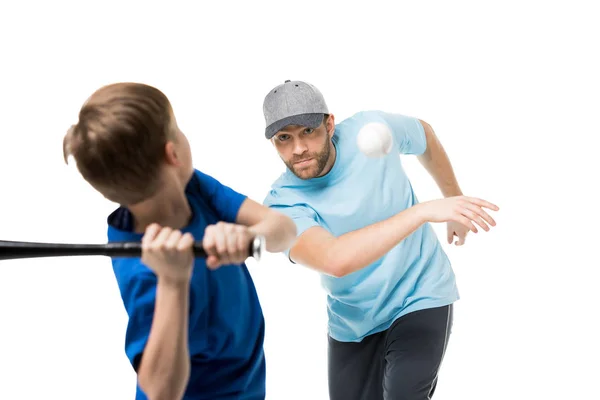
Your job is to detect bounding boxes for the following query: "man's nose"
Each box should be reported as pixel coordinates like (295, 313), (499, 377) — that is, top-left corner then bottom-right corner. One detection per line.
(292, 138), (308, 155)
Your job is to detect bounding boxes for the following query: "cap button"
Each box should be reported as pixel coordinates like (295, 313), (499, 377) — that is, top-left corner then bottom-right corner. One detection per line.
(285, 80), (291, 83)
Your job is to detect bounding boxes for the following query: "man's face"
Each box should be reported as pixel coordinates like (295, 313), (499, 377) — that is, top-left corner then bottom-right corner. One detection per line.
(271, 115), (335, 180)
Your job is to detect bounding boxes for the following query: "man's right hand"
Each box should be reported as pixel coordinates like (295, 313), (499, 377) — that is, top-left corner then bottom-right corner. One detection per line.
(141, 223), (195, 283)
(417, 196), (499, 233)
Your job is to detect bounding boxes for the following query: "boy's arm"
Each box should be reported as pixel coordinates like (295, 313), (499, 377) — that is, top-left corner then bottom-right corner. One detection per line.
(136, 278), (191, 400)
(197, 170), (296, 253)
(118, 264), (203, 400)
(236, 198), (297, 253)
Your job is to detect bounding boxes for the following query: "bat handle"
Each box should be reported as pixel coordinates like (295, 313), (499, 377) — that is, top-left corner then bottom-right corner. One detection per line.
(191, 234), (265, 261)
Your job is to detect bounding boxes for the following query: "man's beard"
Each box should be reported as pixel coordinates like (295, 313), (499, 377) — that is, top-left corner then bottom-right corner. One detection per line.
(285, 137), (331, 180)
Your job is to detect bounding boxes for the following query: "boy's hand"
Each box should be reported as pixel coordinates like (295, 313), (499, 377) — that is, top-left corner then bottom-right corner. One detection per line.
(203, 222), (255, 269)
(141, 223), (195, 284)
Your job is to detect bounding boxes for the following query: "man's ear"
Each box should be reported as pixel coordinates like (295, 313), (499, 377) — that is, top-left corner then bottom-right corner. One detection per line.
(326, 114), (335, 135)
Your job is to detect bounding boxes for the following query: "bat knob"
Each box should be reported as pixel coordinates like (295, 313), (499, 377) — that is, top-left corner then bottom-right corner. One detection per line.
(251, 235), (266, 261)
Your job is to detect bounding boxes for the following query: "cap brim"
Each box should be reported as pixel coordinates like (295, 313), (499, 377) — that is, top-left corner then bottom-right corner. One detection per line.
(265, 113), (324, 139)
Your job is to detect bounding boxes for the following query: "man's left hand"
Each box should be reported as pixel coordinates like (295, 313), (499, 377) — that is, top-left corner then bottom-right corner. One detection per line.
(447, 221), (470, 246)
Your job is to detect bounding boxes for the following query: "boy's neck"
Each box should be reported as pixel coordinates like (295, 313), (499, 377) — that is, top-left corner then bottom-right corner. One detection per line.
(129, 188), (192, 234)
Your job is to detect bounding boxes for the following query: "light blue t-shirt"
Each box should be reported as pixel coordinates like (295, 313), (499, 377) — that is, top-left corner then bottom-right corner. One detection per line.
(263, 110), (459, 343)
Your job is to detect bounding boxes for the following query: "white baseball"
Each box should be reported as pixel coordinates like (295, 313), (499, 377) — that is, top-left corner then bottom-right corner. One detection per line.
(356, 122), (393, 158)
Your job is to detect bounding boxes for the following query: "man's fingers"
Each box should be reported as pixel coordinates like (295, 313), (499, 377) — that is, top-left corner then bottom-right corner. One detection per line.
(465, 197), (499, 212)
(447, 229), (454, 244)
(456, 215), (477, 233)
(464, 203), (496, 227)
(460, 207), (490, 231)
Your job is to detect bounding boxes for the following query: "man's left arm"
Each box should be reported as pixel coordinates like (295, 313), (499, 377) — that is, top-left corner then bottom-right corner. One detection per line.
(416, 119), (463, 198)
(416, 120), (473, 245)
(377, 111), (463, 198)
(379, 111), (474, 245)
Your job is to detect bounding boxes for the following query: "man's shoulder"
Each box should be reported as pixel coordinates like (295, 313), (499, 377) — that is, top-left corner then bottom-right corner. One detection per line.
(263, 174), (311, 208)
(337, 110), (386, 125)
(263, 179), (291, 206)
(336, 110), (416, 127)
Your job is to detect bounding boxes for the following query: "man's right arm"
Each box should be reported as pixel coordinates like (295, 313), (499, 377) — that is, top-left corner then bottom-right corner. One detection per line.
(288, 197), (497, 277)
(290, 206), (425, 277)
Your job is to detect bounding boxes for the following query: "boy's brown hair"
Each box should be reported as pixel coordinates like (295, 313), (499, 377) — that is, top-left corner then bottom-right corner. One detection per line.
(63, 82), (175, 205)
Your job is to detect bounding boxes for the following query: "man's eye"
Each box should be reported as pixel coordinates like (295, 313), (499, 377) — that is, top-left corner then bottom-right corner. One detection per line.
(304, 128), (314, 134)
(278, 135), (290, 141)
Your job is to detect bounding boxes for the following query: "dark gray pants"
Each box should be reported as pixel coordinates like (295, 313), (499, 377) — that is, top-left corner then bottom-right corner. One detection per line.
(328, 305), (453, 400)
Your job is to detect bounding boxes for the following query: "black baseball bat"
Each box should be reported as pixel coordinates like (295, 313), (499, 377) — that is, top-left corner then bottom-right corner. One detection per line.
(0, 236), (265, 262)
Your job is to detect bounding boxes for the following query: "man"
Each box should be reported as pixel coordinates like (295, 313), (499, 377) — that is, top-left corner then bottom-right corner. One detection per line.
(262, 80), (499, 399)
(63, 82), (297, 400)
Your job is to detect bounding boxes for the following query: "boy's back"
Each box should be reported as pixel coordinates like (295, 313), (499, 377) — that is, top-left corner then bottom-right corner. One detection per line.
(108, 170), (266, 399)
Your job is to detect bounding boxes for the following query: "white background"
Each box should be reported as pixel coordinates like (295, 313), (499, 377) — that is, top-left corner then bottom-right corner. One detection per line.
(0, 1), (598, 399)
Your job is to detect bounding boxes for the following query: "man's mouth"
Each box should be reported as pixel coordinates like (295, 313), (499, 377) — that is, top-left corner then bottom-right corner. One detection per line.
(294, 158), (313, 166)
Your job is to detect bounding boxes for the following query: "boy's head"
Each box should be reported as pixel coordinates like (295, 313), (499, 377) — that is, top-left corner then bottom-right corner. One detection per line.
(63, 82), (193, 206)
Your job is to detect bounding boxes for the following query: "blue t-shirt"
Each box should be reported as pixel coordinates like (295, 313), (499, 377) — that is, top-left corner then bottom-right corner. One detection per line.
(263, 110), (460, 343)
(107, 169), (266, 400)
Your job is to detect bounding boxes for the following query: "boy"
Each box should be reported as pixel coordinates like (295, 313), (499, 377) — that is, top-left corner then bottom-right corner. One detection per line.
(63, 82), (296, 400)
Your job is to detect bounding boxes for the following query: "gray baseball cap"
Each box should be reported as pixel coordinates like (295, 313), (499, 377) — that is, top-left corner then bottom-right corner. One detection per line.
(263, 80), (329, 139)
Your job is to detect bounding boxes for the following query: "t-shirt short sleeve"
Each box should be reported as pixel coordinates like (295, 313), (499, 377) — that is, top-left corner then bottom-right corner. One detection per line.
(114, 264), (207, 371)
(196, 170), (248, 223)
(374, 111), (427, 155)
(272, 203), (321, 238)
(117, 268), (158, 371)
(263, 189), (321, 261)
